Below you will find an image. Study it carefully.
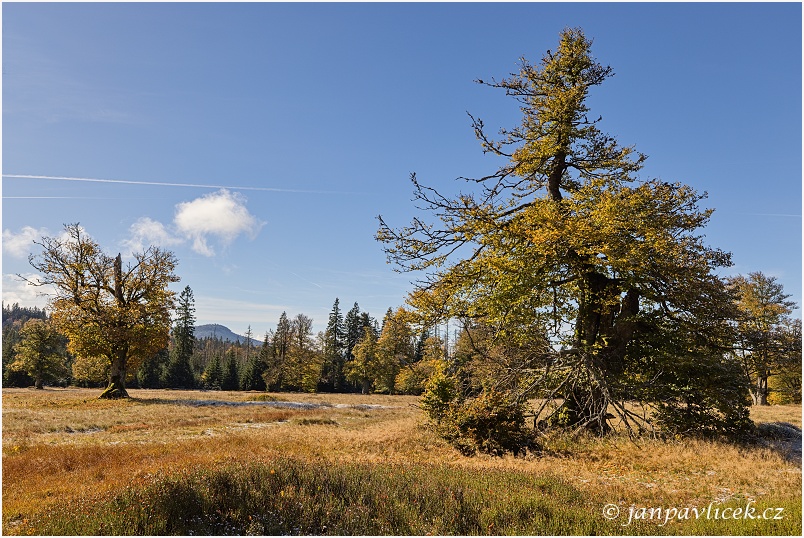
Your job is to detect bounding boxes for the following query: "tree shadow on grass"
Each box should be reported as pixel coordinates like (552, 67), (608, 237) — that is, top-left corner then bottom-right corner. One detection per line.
(754, 421), (802, 464)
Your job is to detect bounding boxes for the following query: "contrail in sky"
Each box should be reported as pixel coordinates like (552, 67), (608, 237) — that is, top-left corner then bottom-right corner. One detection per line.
(726, 211), (802, 218)
(2, 174), (365, 195)
(3, 196), (128, 200)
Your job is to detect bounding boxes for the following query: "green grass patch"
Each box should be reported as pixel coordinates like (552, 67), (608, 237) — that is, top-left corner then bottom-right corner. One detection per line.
(682, 498), (801, 536)
(16, 459), (620, 535)
(14, 457), (800, 536)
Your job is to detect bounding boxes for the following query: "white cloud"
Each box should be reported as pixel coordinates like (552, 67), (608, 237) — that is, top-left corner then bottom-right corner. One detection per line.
(2, 273), (53, 309)
(119, 189), (264, 257)
(173, 189), (264, 256)
(2, 226), (48, 258)
(122, 217), (183, 255)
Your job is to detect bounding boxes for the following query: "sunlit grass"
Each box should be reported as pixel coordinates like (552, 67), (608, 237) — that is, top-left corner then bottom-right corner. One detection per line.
(3, 388), (801, 535)
(748, 403), (801, 428)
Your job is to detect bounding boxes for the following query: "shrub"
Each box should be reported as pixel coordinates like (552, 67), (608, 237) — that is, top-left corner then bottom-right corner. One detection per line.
(395, 360), (439, 395)
(424, 381), (536, 457)
(651, 354), (754, 439)
(420, 364), (458, 418)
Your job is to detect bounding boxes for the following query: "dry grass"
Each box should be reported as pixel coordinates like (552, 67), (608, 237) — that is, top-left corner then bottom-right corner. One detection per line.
(2, 387), (801, 534)
(747, 403), (801, 427)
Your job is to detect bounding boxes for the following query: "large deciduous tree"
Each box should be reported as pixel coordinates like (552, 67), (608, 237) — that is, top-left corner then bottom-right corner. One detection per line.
(378, 28), (751, 443)
(26, 223), (179, 399)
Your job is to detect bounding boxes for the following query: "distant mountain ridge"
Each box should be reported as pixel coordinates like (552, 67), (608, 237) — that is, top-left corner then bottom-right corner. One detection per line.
(194, 324), (255, 344)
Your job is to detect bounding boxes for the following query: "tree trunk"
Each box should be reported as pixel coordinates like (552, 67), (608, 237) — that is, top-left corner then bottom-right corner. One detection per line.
(100, 254), (131, 399)
(34, 373), (44, 390)
(361, 379), (371, 395)
(566, 272), (638, 435)
(546, 150), (566, 202)
(563, 385), (612, 435)
(755, 374), (769, 406)
(100, 348), (129, 399)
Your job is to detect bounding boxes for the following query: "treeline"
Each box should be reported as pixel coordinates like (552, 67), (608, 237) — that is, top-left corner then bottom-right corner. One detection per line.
(145, 295), (447, 395)
(5, 271), (800, 406)
(3, 272), (802, 405)
(2, 292), (450, 396)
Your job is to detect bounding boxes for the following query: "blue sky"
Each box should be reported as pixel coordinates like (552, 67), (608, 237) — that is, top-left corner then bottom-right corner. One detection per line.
(3, 2), (801, 337)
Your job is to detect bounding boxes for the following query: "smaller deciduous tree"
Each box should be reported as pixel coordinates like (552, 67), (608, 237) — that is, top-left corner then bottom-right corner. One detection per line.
(8, 318), (69, 389)
(346, 326), (379, 394)
(770, 318), (802, 404)
(3, 303), (48, 387)
(728, 272), (797, 405)
(396, 335), (444, 395)
(374, 308), (415, 394)
(71, 354), (109, 388)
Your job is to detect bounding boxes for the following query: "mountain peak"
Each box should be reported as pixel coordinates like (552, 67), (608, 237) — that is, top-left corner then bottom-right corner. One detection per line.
(194, 324), (255, 344)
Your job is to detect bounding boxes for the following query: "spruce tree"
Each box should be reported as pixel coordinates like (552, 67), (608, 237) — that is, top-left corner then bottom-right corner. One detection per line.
(241, 333), (269, 391)
(344, 302), (363, 361)
(204, 355), (223, 390)
(342, 305), (378, 393)
(221, 348), (240, 391)
(241, 354), (268, 391)
(164, 286), (196, 389)
(138, 348), (168, 388)
(264, 312), (291, 390)
(258, 331), (279, 390)
(243, 325), (255, 361)
(322, 298), (345, 391)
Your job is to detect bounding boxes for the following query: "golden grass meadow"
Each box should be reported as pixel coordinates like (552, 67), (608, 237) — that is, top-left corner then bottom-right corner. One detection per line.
(2, 387), (801, 535)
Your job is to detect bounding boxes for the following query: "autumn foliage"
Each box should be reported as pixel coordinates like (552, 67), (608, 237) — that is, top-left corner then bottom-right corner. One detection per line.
(380, 28), (755, 451)
(27, 223), (179, 398)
